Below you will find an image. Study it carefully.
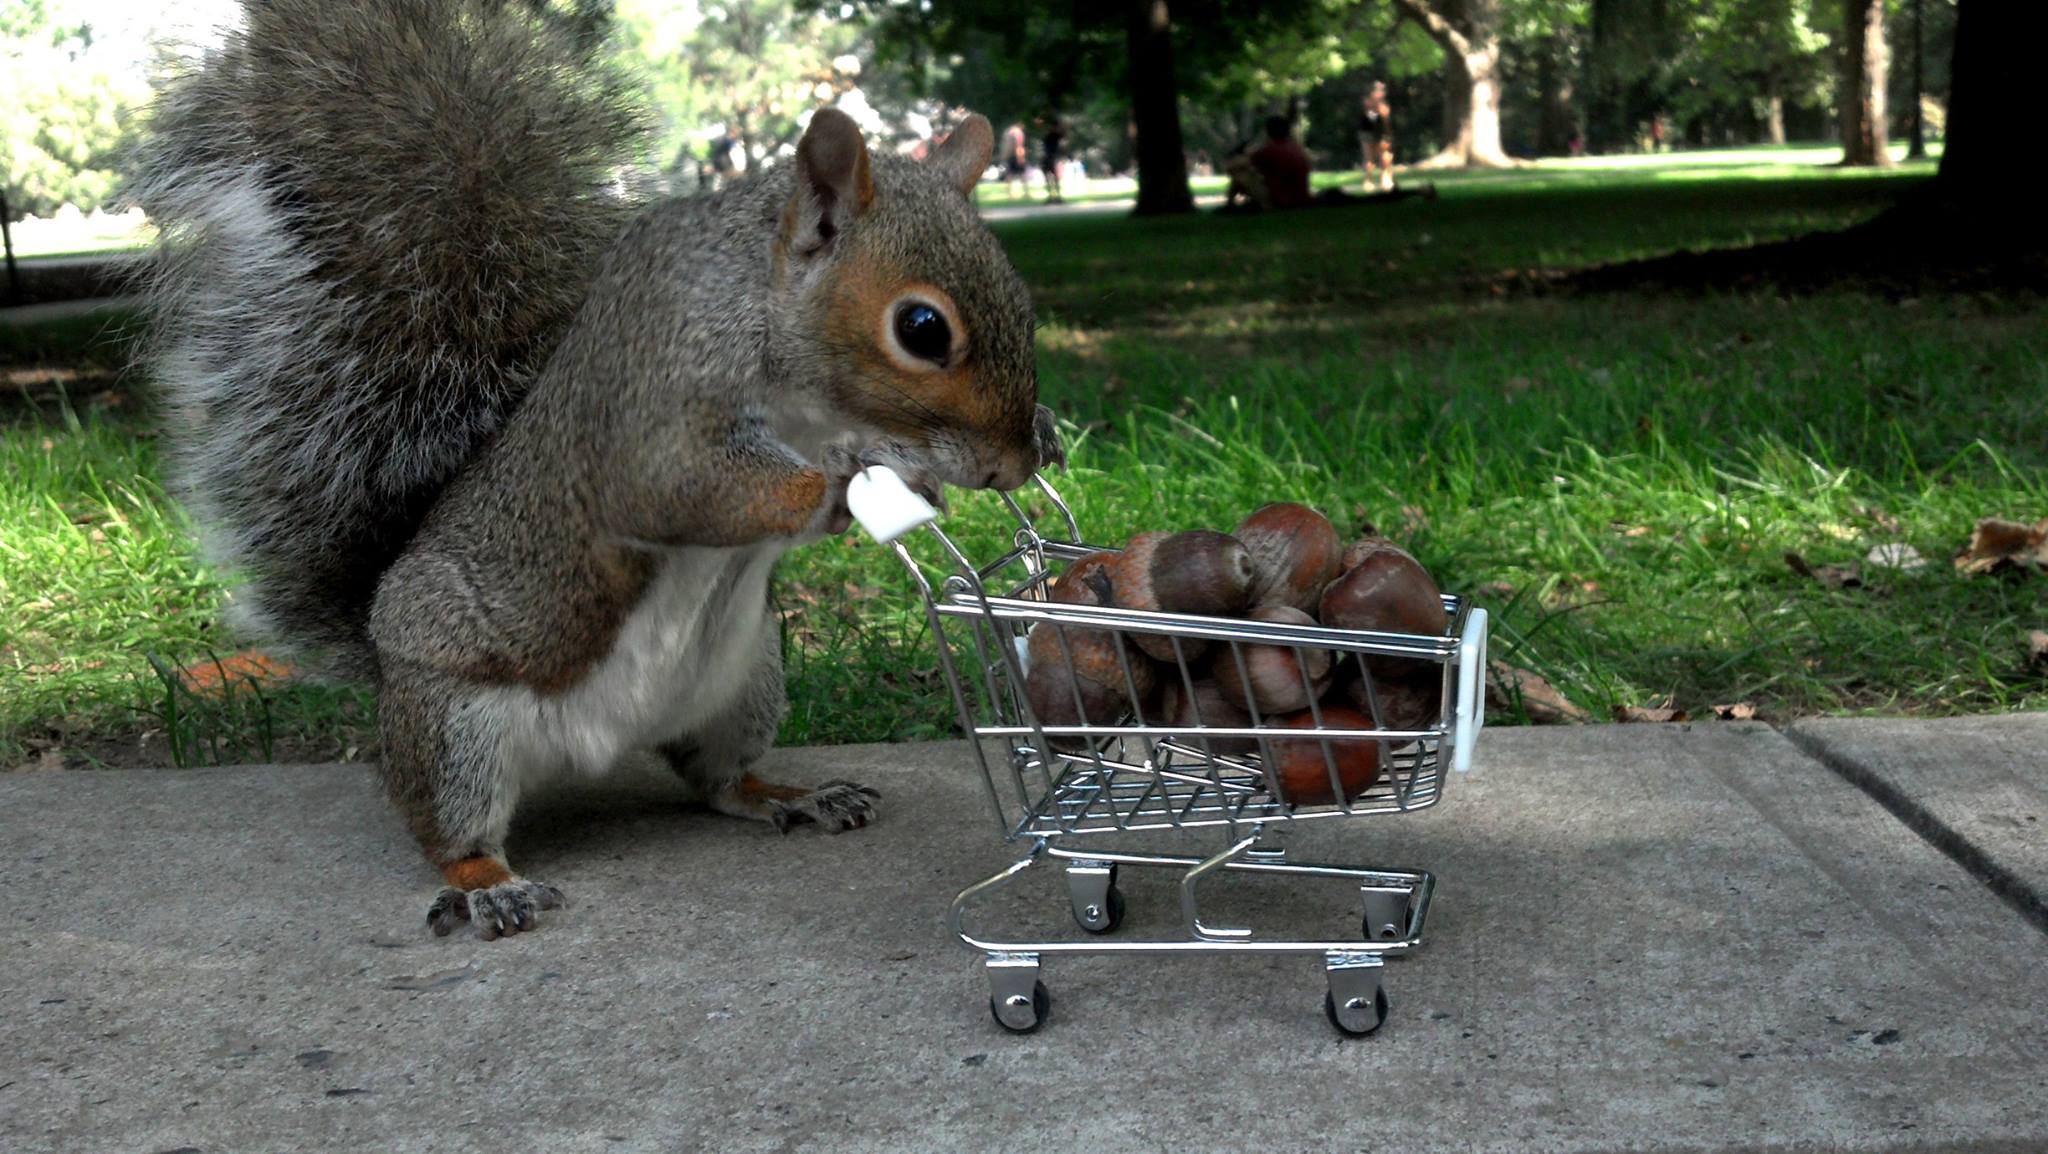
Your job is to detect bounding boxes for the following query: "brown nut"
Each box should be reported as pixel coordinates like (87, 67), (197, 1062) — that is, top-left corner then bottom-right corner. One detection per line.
(1264, 706), (1383, 806)
(1048, 550), (1119, 607)
(1112, 529), (1255, 663)
(1319, 539), (1447, 679)
(1158, 675), (1261, 757)
(1212, 606), (1334, 714)
(1338, 671), (1441, 732)
(1024, 620), (1157, 748)
(1234, 503), (1343, 615)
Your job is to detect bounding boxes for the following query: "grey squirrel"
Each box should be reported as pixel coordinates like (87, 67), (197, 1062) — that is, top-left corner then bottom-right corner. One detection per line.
(137, 0), (1059, 938)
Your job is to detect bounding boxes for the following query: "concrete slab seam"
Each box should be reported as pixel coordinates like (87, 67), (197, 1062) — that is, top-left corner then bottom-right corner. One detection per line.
(1781, 724), (2048, 937)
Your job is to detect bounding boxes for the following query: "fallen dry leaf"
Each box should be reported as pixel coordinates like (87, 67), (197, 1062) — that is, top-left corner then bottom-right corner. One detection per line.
(1785, 551), (1862, 589)
(1710, 702), (1758, 721)
(1613, 705), (1690, 723)
(177, 652), (295, 696)
(1486, 661), (1589, 724)
(1955, 518), (2048, 575)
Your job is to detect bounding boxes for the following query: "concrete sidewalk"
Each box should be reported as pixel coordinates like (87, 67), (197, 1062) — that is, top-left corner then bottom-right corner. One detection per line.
(4, 720), (2045, 1154)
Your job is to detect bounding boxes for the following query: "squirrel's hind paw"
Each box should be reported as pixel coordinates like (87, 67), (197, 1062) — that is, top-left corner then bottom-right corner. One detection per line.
(427, 879), (566, 940)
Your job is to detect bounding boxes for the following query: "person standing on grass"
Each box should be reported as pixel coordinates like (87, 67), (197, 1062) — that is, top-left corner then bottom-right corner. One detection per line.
(1359, 82), (1395, 192)
(1040, 117), (1067, 204)
(1001, 122), (1030, 198)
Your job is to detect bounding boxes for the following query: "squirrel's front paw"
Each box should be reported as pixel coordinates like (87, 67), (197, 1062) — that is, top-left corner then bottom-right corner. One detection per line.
(427, 878), (566, 940)
(857, 444), (948, 513)
(1033, 404), (1066, 473)
(768, 780), (882, 834)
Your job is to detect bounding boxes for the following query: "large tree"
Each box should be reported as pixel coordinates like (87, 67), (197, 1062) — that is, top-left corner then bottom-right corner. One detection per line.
(1837, 0), (1891, 166)
(1572, 0), (2041, 292)
(1126, 0), (1196, 214)
(1394, 0), (1515, 166)
(1, 4), (150, 219)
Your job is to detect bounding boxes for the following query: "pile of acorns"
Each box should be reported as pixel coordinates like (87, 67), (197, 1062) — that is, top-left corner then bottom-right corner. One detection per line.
(1022, 503), (1448, 806)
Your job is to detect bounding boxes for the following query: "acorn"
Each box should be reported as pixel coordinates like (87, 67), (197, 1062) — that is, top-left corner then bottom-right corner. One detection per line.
(1263, 706), (1383, 806)
(1048, 550), (1119, 607)
(1023, 622), (1156, 743)
(1211, 606), (1334, 714)
(1319, 539), (1448, 679)
(1158, 675), (1261, 757)
(1338, 670), (1442, 732)
(1110, 529), (1256, 663)
(1234, 503), (1344, 615)
(1023, 554), (1156, 744)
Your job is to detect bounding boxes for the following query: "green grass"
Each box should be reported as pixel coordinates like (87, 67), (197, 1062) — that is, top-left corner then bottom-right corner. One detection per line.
(3, 151), (2043, 766)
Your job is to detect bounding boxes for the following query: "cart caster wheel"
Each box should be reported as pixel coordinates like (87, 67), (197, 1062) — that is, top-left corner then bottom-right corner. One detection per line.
(1324, 986), (1390, 1037)
(1077, 885), (1126, 935)
(991, 980), (1052, 1034)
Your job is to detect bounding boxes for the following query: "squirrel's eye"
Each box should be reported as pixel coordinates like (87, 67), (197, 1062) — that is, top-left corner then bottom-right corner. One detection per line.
(893, 303), (951, 364)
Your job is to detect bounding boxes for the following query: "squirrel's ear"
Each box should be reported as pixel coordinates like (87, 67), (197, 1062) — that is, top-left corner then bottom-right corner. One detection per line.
(928, 114), (993, 198)
(785, 108), (874, 256)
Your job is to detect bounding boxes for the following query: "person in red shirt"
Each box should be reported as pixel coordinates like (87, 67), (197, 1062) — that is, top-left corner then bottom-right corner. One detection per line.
(1247, 116), (1313, 209)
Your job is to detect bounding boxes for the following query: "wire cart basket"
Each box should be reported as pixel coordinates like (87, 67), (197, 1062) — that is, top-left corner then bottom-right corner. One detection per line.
(848, 466), (1489, 1035)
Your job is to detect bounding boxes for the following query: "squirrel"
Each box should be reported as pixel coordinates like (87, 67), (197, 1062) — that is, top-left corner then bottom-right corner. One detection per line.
(136, 0), (1060, 939)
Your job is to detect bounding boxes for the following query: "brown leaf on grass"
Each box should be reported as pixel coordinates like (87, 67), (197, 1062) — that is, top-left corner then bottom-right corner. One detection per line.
(1710, 702), (1758, 721)
(1955, 518), (2048, 576)
(1613, 705), (1690, 723)
(2027, 631), (2048, 672)
(176, 651), (295, 697)
(1785, 551), (1862, 589)
(1486, 661), (1589, 724)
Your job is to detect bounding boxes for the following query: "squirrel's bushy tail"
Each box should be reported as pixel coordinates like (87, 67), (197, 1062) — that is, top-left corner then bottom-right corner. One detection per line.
(137, 0), (642, 678)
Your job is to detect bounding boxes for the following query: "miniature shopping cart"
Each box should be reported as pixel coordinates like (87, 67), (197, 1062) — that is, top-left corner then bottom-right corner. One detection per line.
(848, 467), (1489, 1036)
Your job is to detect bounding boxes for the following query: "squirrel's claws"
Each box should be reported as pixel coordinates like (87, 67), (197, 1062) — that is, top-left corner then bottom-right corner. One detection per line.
(426, 879), (565, 940)
(1033, 404), (1066, 474)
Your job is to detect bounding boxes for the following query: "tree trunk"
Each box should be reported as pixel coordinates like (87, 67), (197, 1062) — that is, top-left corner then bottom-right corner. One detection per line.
(1584, 0), (1625, 153)
(1536, 29), (1575, 156)
(1568, 0), (2044, 294)
(1839, 0), (1892, 167)
(1125, 0), (1194, 215)
(1933, 0), (2034, 214)
(1906, 0), (1927, 158)
(1764, 77), (1786, 145)
(1399, 0), (1514, 167)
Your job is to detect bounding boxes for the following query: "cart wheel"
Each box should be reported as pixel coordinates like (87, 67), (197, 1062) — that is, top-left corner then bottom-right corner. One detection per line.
(991, 980), (1052, 1034)
(1077, 885), (1126, 935)
(1324, 986), (1390, 1037)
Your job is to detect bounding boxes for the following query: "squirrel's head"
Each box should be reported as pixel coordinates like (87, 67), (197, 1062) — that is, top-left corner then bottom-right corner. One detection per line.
(774, 108), (1045, 492)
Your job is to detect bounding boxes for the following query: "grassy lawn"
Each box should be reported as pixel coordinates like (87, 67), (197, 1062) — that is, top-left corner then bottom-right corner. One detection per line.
(4, 151), (2043, 768)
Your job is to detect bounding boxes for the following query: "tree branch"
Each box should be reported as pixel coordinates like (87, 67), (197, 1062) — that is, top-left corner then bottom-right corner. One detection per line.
(1392, 0), (1473, 58)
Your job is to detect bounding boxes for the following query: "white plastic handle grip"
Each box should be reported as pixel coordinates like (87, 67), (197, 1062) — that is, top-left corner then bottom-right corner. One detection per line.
(846, 464), (940, 544)
(1451, 606), (1489, 773)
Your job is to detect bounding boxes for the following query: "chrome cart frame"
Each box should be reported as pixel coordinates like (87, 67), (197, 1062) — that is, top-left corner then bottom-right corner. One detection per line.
(851, 468), (1488, 1035)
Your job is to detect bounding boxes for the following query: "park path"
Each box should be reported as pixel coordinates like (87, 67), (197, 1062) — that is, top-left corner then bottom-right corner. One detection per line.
(3, 717), (2045, 1153)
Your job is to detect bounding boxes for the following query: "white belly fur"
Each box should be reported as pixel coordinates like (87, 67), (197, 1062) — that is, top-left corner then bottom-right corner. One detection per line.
(491, 543), (785, 780)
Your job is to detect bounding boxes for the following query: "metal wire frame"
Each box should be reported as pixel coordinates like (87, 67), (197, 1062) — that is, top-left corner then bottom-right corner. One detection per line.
(886, 474), (1483, 844)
